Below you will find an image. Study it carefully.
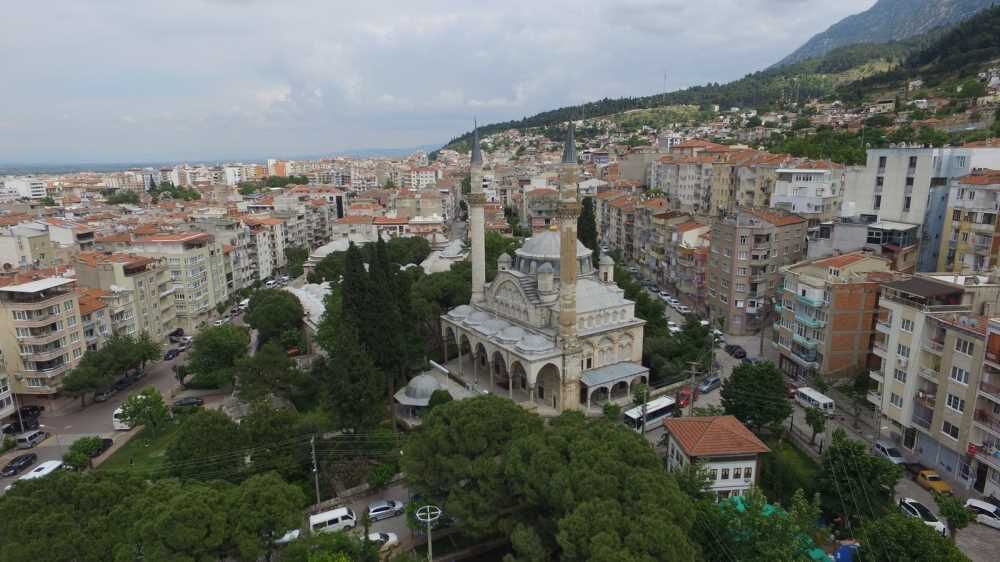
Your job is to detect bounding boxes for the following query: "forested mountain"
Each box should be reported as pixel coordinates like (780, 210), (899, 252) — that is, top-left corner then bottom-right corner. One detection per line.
(776, 0), (996, 67)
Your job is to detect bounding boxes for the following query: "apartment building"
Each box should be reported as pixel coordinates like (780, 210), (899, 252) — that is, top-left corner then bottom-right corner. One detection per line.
(973, 320), (1000, 497)
(186, 217), (254, 292)
(243, 216), (287, 282)
(77, 287), (112, 352)
(870, 273), (1000, 488)
(775, 253), (892, 380)
(5, 177), (47, 199)
(771, 162), (845, 227)
(633, 198), (669, 281)
(76, 252), (176, 342)
(595, 191), (627, 242)
(607, 196), (637, 262)
(807, 218), (919, 273)
(394, 190), (446, 221)
(663, 220), (711, 313)
(43, 218), (96, 253)
(707, 210), (808, 336)
(0, 367), (13, 420)
(938, 169), (1000, 273)
(0, 224), (56, 270)
(843, 147), (982, 272)
(654, 153), (715, 215)
(0, 276), (87, 396)
(129, 233), (229, 333)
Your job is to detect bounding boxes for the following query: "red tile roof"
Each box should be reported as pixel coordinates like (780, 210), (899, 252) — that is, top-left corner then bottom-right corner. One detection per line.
(674, 221), (706, 233)
(959, 170), (1000, 186)
(663, 416), (770, 457)
(77, 287), (108, 315)
(813, 254), (866, 268)
(134, 232), (211, 244)
(337, 215), (373, 224)
(749, 210), (806, 227)
(77, 252), (155, 269)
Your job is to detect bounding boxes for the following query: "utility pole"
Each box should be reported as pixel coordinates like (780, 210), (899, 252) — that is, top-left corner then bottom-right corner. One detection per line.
(311, 435), (321, 506)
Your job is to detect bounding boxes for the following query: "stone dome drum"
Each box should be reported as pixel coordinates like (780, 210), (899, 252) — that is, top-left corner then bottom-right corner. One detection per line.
(512, 230), (594, 277)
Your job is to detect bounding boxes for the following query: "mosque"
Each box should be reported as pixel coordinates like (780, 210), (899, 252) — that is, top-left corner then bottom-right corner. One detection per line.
(439, 125), (648, 414)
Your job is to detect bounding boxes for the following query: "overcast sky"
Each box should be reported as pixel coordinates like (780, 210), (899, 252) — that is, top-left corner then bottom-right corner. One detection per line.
(0, 0), (874, 163)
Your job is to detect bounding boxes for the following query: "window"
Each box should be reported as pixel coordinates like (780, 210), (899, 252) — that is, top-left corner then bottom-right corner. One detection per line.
(12, 310), (28, 321)
(903, 196), (912, 212)
(736, 300), (745, 309)
(738, 251), (749, 261)
(15, 327), (30, 338)
(901, 319), (914, 332)
(63, 300), (73, 311)
(897, 344), (910, 358)
(894, 369), (907, 383)
(736, 283), (747, 292)
(737, 267), (748, 276)
(953, 210), (962, 221)
(72, 348), (82, 359)
(70, 332), (79, 343)
(0, 376), (8, 394)
(733, 467), (742, 479)
(873, 195), (882, 209)
(905, 177), (914, 187)
(26, 378), (45, 388)
(942, 421), (960, 440)
(955, 338), (974, 356)
(876, 176), (884, 188)
(709, 469), (718, 481)
(946, 394), (966, 413)
(890, 393), (903, 408)
(67, 315), (77, 327)
(908, 156), (918, 168)
(950, 366), (969, 384)
(721, 468), (730, 480)
(744, 466), (752, 480)
(740, 235), (749, 246)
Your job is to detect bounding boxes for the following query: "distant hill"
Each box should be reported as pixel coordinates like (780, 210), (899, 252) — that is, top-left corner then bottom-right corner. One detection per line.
(776, 0), (996, 67)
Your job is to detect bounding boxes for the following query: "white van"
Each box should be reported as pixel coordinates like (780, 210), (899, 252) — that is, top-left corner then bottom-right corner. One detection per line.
(112, 407), (133, 431)
(239, 298), (250, 309)
(19, 460), (62, 482)
(15, 429), (48, 449)
(265, 280), (277, 289)
(309, 507), (357, 534)
(794, 387), (835, 416)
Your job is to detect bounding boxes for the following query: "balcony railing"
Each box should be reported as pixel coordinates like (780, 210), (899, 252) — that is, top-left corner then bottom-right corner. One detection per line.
(919, 365), (939, 380)
(980, 380), (1000, 402)
(873, 342), (888, 355)
(867, 390), (882, 406)
(915, 392), (937, 409)
(923, 338), (945, 354)
(793, 333), (819, 349)
(870, 369), (884, 382)
(793, 291), (825, 308)
(912, 412), (933, 430)
(876, 320), (892, 334)
(797, 312), (826, 329)
(975, 410), (1000, 435)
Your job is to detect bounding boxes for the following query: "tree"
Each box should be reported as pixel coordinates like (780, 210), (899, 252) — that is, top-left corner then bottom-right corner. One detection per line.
(816, 428), (902, 522)
(410, 261), (471, 361)
(402, 395), (543, 538)
(673, 461), (713, 501)
(234, 341), (299, 402)
(720, 361), (792, 433)
(285, 246), (309, 279)
(805, 406), (827, 445)
(230, 472), (305, 562)
(188, 324), (250, 384)
(425, 389), (453, 412)
(132, 480), (231, 561)
(239, 403), (306, 480)
(577, 196), (599, 267)
(133, 331), (162, 372)
(165, 409), (244, 480)
(281, 532), (378, 562)
(245, 289), (304, 348)
(316, 325), (385, 432)
(935, 492), (972, 544)
(692, 489), (823, 562)
(106, 190), (141, 205)
(957, 78), (986, 99)
(39, 196), (57, 206)
(118, 387), (170, 438)
(858, 513), (967, 562)
(505, 413), (697, 561)
(61, 358), (111, 406)
(62, 436), (106, 470)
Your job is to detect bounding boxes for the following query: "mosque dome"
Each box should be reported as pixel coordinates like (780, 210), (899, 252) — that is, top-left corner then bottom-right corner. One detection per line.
(479, 317), (510, 336)
(538, 262), (553, 273)
(395, 374), (444, 407)
(448, 305), (473, 319)
(599, 253), (615, 265)
(497, 325), (526, 344)
(516, 229), (591, 260)
(516, 333), (554, 354)
(463, 310), (491, 326)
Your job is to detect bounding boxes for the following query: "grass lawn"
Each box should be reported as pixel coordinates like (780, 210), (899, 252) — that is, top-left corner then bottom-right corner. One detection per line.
(97, 421), (179, 476)
(760, 437), (820, 506)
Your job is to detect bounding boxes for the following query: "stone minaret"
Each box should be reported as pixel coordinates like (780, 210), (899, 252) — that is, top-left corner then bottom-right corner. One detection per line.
(469, 125), (487, 304)
(557, 123), (583, 410)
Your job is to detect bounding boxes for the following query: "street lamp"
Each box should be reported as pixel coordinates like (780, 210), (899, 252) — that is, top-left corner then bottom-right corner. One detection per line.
(415, 504), (442, 562)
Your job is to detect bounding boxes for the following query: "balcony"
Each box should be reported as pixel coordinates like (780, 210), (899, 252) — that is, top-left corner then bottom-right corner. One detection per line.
(975, 409), (1000, 436)
(15, 329), (65, 345)
(974, 447), (1000, 472)
(876, 320), (892, 334)
(923, 338), (945, 355)
(793, 291), (825, 308)
(870, 369), (885, 383)
(20, 346), (66, 362)
(12, 311), (62, 329)
(21, 362), (70, 379)
(970, 222), (996, 234)
(796, 312), (826, 329)
(868, 390), (882, 407)
(915, 391), (937, 409)
(792, 333), (819, 350)
(919, 365), (940, 381)
(979, 380), (1000, 403)
(912, 412), (933, 430)
(873, 341), (889, 357)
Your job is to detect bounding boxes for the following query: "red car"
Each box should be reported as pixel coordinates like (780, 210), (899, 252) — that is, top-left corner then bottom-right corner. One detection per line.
(785, 382), (799, 398)
(676, 386), (700, 408)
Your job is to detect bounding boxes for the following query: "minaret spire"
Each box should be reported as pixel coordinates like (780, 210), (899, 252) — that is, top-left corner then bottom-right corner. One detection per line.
(469, 120), (487, 304)
(556, 121), (583, 410)
(561, 122), (577, 164)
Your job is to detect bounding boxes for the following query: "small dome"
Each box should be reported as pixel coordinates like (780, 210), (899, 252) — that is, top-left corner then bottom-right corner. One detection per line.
(599, 254), (615, 265)
(516, 334), (553, 354)
(497, 325), (526, 344)
(479, 317), (510, 336)
(448, 305), (473, 318)
(538, 262), (554, 273)
(463, 310), (491, 326)
(404, 374), (442, 400)
(498, 252), (512, 263)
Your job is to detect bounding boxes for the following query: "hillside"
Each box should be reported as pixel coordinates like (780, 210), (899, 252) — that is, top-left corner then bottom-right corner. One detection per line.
(776, 0), (995, 67)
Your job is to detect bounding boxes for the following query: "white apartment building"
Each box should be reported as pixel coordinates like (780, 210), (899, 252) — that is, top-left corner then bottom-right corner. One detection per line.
(771, 163), (845, 227)
(187, 217), (255, 292)
(663, 416), (770, 501)
(243, 216), (287, 282)
(129, 233), (229, 333)
(0, 370), (13, 420)
(0, 276), (87, 396)
(5, 177), (47, 199)
(223, 165), (244, 186)
(973, 319), (1000, 498)
(0, 225), (57, 270)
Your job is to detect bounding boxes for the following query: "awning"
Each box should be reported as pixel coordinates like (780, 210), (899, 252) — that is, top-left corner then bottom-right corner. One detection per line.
(580, 362), (648, 388)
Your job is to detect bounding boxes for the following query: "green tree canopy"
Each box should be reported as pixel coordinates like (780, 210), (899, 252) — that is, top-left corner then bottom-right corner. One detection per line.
(315, 325), (385, 432)
(720, 361), (792, 433)
(106, 190), (141, 205)
(234, 341), (300, 403)
(165, 409), (244, 480)
(577, 196), (599, 266)
(118, 387), (170, 437)
(858, 513), (967, 562)
(188, 324), (250, 384)
(245, 289), (304, 348)
(285, 246), (309, 279)
(62, 436), (107, 470)
(403, 395), (543, 538)
(816, 428), (901, 522)
(230, 472), (305, 562)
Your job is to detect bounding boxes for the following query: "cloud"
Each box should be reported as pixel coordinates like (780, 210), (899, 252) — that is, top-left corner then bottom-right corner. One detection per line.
(0, 0), (872, 162)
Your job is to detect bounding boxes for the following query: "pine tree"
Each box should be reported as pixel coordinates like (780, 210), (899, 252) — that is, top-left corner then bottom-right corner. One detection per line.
(578, 196), (599, 266)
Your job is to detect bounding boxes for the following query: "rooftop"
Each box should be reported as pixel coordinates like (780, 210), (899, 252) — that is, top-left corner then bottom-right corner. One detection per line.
(77, 287), (108, 315)
(882, 277), (964, 299)
(0, 276), (75, 294)
(663, 415), (770, 457)
(134, 232), (211, 244)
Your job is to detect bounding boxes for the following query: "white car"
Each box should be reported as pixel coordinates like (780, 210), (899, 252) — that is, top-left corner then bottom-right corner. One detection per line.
(213, 319), (226, 327)
(898, 497), (948, 536)
(965, 498), (1000, 530)
(676, 305), (692, 315)
(368, 532), (399, 552)
(274, 529), (300, 545)
(872, 441), (906, 465)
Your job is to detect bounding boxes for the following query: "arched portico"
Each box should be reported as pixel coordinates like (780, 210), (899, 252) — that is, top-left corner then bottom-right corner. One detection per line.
(535, 363), (561, 410)
(443, 327), (458, 363)
(610, 380), (629, 401)
(510, 361), (528, 401)
(492, 351), (509, 395)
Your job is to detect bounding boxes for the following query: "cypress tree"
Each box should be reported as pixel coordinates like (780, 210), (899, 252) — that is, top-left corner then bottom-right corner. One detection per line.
(340, 242), (370, 327)
(320, 323), (385, 432)
(578, 196), (599, 266)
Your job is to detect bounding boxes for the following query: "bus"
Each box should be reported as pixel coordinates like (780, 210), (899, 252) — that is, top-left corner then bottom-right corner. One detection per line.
(623, 396), (677, 432)
(794, 387), (835, 416)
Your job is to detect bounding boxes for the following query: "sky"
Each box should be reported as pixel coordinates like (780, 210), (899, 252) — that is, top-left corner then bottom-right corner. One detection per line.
(0, 0), (874, 163)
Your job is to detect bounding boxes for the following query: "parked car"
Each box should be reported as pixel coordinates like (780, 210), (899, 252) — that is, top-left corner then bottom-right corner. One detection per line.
(367, 532), (399, 552)
(164, 348), (180, 361)
(676, 305), (692, 315)
(274, 529), (301, 545)
(1, 453), (38, 477)
(965, 498), (1000, 530)
(172, 397), (205, 409)
(915, 469), (952, 495)
(899, 497), (948, 536)
(111, 378), (132, 393)
(698, 375), (722, 394)
(725, 345), (747, 359)
(16, 405), (44, 420)
(676, 386), (698, 408)
(93, 387), (115, 402)
(92, 438), (114, 458)
(1, 418), (40, 435)
(367, 499), (405, 522)
(872, 441), (906, 465)
(213, 319), (226, 327)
